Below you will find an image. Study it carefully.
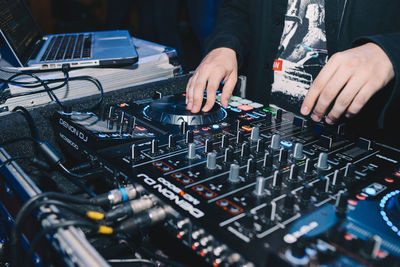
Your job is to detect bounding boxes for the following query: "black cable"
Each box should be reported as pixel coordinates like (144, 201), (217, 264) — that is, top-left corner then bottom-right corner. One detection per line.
(1, 133), (97, 197)
(1, 67), (104, 111)
(6, 71), (66, 110)
(24, 220), (98, 267)
(11, 106), (40, 140)
(56, 163), (96, 197)
(139, 245), (189, 267)
(107, 258), (158, 267)
(10, 192), (96, 267)
(35, 199), (91, 219)
(0, 155), (30, 169)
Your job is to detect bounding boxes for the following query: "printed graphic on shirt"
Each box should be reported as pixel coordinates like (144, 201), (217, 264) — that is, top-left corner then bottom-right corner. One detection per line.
(271, 0), (328, 114)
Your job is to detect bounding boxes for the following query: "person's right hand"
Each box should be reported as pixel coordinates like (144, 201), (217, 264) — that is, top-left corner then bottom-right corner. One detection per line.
(186, 47), (238, 113)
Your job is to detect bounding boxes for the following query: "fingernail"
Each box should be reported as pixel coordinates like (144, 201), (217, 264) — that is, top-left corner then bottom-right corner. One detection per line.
(325, 117), (334, 125)
(301, 106), (309, 115)
(311, 114), (320, 122)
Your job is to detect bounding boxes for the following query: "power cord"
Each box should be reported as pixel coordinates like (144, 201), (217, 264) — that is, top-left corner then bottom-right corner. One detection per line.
(0, 64), (104, 111)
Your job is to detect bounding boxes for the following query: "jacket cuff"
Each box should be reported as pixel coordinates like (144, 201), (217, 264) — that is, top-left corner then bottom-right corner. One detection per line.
(204, 33), (246, 67)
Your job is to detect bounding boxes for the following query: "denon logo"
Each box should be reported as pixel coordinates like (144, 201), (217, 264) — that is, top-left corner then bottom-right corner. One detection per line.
(59, 118), (88, 143)
(139, 174), (204, 218)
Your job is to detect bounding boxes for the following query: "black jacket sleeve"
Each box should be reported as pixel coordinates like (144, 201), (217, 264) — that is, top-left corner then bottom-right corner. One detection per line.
(204, 0), (250, 66)
(353, 33), (400, 127)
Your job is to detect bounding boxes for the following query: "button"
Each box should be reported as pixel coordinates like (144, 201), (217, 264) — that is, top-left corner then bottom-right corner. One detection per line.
(230, 107), (242, 113)
(280, 140), (293, 149)
(219, 200), (228, 206)
(230, 96), (242, 101)
(240, 99), (253, 105)
(196, 186), (204, 192)
(241, 125), (252, 132)
(205, 191), (214, 198)
(230, 206), (239, 213)
(246, 113), (260, 119)
(238, 105), (254, 111)
(385, 178), (394, 183)
(363, 187), (377, 196)
(212, 124), (220, 130)
(249, 102), (264, 108)
(135, 126), (146, 131)
(229, 101), (241, 107)
(182, 178), (191, 184)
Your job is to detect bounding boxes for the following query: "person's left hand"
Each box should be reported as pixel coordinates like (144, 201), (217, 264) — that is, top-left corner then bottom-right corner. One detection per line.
(300, 42), (395, 124)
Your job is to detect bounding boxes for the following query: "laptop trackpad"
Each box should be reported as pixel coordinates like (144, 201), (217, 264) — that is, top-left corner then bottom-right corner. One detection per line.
(94, 37), (135, 58)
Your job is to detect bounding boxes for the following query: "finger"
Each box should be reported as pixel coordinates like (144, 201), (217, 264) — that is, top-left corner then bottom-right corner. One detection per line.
(202, 71), (225, 112)
(310, 61), (354, 122)
(185, 76), (194, 105)
(325, 73), (368, 124)
(220, 71), (237, 107)
(191, 74), (209, 113)
(186, 72), (199, 109)
(345, 81), (377, 118)
(301, 53), (342, 116)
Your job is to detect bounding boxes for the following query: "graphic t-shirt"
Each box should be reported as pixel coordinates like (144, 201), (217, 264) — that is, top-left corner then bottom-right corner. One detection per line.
(271, 0), (328, 114)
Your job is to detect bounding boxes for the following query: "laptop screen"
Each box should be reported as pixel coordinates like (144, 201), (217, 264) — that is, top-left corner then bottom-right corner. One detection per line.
(0, 0), (42, 66)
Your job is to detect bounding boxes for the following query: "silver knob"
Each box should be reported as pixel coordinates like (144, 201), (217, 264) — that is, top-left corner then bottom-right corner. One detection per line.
(250, 126), (260, 141)
(292, 143), (305, 161)
(206, 152), (217, 170)
(315, 152), (330, 171)
(270, 134), (281, 151)
(228, 164), (240, 183)
(254, 176), (267, 196)
(188, 143), (196, 159)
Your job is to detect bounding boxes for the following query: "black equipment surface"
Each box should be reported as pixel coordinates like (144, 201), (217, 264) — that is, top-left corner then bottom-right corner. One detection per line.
(52, 92), (400, 266)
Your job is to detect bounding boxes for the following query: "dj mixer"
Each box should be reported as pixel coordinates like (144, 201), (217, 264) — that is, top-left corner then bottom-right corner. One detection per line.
(53, 92), (400, 266)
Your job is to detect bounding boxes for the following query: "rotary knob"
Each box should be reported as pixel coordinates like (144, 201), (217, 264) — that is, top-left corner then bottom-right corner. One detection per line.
(315, 152), (330, 173)
(292, 143), (305, 161)
(228, 164), (241, 184)
(187, 143), (196, 159)
(206, 152), (217, 170)
(254, 176), (267, 197)
(270, 134), (281, 152)
(250, 126), (260, 142)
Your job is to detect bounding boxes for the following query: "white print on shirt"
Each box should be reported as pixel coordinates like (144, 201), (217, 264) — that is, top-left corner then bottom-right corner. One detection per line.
(271, 0), (328, 114)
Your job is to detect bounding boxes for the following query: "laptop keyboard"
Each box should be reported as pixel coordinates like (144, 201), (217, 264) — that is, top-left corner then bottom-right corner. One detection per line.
(40, 34), (92, 62)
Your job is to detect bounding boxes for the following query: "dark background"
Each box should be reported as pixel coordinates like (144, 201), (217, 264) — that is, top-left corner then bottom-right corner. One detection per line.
(25, 0), (222, 72)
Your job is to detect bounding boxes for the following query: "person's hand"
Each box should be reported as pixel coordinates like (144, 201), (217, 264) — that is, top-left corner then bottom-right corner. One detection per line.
(301, 42), (395, 124)
(186, 47), (238, 113)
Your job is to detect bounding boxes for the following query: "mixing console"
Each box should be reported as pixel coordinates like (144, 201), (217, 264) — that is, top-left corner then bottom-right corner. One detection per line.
(53, 93), (400, 266)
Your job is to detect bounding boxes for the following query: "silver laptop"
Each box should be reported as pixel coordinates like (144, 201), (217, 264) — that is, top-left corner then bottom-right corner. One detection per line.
(0, 0), (138, 71)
